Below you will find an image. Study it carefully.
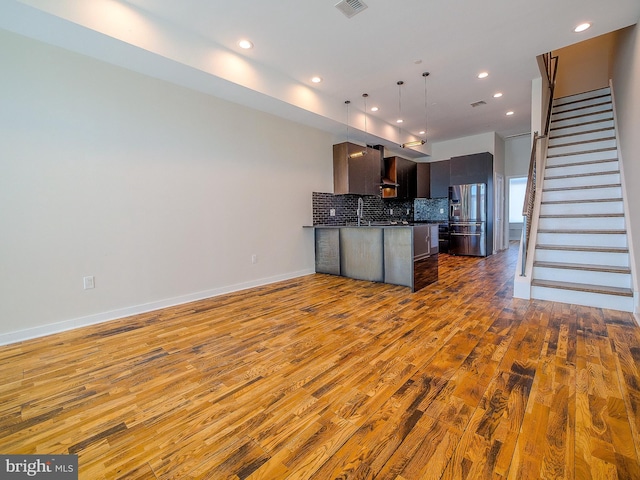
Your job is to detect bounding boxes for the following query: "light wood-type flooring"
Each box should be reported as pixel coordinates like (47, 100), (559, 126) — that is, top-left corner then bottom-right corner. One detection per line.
(1, 243), (640, 479)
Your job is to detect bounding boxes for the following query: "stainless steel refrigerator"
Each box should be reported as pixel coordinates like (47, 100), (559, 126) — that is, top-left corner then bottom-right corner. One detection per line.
(449, 183), (487, 256)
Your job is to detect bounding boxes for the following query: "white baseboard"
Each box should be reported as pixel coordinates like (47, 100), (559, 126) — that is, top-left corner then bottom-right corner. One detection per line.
(0, 269), (315, 346)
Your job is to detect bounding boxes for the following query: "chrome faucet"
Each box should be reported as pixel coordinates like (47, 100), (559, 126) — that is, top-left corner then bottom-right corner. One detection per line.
(357, 197), (364, 226)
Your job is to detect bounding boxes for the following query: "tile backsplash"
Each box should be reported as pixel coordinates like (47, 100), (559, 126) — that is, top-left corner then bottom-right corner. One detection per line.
(413, 197), (448, 222)
(312, 192), (413, 225)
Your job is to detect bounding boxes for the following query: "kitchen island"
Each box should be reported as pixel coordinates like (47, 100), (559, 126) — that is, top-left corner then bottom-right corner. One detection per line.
(309, 223), (439, 292)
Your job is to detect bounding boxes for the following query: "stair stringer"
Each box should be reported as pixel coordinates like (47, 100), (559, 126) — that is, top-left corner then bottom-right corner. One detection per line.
(610, 81), (640, 317)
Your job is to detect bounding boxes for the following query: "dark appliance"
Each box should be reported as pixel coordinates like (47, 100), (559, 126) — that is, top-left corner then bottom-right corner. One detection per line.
(413, 224), (439, 291)
(438, 223), (449, 254)
(449, 183), (486, 256)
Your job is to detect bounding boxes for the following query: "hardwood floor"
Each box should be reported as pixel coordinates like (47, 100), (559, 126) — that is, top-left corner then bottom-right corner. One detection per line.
(1, 243), (639, 479)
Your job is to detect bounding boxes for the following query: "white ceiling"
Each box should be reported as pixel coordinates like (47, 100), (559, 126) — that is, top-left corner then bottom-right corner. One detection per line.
(2, 0), (639, 159)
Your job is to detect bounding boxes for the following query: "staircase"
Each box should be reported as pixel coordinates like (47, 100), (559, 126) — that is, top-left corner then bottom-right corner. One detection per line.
(530, 87), (635, 312)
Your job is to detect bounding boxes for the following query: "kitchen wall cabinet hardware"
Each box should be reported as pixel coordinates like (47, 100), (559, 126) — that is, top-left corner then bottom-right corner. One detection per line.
(333, 142), (382, 195)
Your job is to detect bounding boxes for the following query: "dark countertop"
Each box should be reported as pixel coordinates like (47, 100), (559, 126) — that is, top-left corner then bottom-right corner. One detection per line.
(304, 221), (446, 228)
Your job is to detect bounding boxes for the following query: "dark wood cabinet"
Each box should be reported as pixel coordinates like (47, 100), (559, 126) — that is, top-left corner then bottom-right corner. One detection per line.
(429, 159), (450, 198)
(416, 163), (430, 198)
(333, 142), (382, 195)
(381, 156), (416, 199)
(450, 152), (493, 186)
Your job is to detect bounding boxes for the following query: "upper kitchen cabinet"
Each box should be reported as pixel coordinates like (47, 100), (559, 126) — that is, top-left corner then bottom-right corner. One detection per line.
(381, 156), (417, 199)
(333, 142), (382, 195)
(416, 163), (430, 198)
(429, 159), (450, 198)
(450, 152), (493, 186)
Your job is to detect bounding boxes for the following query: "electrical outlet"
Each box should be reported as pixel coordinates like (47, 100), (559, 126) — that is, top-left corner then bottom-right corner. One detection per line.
(440, 208), (444, 214)
(390, 209), (393, 215)
(406, 208), (410, 215)
(329, 208), (335, 217)
(251, 254), (258, 264)
(83, 276), (95, 290)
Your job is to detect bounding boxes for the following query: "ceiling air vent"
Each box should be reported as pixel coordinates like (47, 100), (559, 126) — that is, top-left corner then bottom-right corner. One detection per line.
(470, 100), (487, 108)
(335, 0), (368, 18)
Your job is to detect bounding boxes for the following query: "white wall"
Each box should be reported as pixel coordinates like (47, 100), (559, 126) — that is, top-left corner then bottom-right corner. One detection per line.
(612, 21), (640, 308)
(429, 132), (497, 162)
(0, 30), (334, 343)
(505, 135), (531, 241)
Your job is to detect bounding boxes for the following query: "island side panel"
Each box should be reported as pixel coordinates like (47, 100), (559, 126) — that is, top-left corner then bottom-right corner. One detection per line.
(383, 227), (413, 288)
(315, 228), (341, 275)
(340, 227), (384, 282)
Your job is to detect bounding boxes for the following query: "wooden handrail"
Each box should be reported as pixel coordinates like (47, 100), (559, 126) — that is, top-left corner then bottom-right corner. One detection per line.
(542, 53), (558, 136)
(520, 132), (539, 276)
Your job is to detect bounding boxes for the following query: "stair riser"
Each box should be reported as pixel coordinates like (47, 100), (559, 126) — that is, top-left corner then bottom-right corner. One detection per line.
(546, 160), (618, 177)
(550, 119), (615, 138)
(547, 150), (618, 166)
(553, 88), (611, 106)
(533, 267), (631, 289)
(531, 286), (634, 312)
(551, 104), (612, 122)
(540, 201), (624, 216)
(534, 249), (630, 267)
(550, 111), (613, 129)
(538, 217), (625, 230)
(542, 186), (622, 202)
(548, 129), (615, 146)
(544, 173), (620, 190)
(552, 95), (611, 114)
(547, 139), (617, 157)
(536, 232), (627, 248)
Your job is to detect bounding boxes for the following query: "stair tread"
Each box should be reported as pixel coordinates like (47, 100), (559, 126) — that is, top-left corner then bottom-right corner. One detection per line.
(534, 261), (630, 274)
(549, 126), (614, 141)
(550, 118), (614, 133)
(547, 146), (617, 158)
(531, 279), (633, 297)
(536, 244), (629, 253)
(545, 170), (619, 180)
(552, 100), (612, 115)
(539, 213), (624, 218)
(546, 158), (618, 169)
(547, 136), (616, 150)
(553, 91), (611, 107)
(537, 229), (626, 234)
(541, 198), (623, 204)
(550, 108), (613, 124)
(543, 183), (621, 192)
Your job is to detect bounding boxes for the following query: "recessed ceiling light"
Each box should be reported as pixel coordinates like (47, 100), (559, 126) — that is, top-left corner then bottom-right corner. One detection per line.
(477, 72), (489, 79)
(493, 92), (503, 98)
(419, 130), (426, 135)
(574, 23), (591, 33)
(506, 111), (514, 116)
(396, 119), (403, 124)
(311, 76), (322, 83)
(371, 106), (379, 112)
(238, 39), (253, 49)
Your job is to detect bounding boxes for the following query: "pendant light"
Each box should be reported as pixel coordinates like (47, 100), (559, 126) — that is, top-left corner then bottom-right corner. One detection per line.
(396, 80), (404, 147)
(402, 72), (429, 149)
(345, 99), (366, 158)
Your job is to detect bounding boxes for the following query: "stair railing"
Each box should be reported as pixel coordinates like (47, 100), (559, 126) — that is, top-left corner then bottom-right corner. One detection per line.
(520, 52), (558, 277)
(542, 52), (558, 136)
